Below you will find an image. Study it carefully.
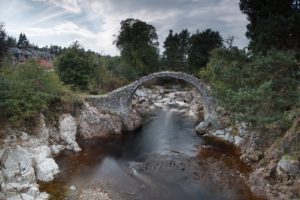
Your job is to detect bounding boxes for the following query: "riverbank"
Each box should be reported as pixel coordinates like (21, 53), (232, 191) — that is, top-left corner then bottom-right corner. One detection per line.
(1, 85), (299, 200)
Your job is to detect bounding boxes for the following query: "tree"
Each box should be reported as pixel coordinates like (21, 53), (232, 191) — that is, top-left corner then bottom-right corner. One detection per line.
(0, 23), (8, 61)
(55, 42), (95, 90)
(188, 29), (223, 74)
(7, 36), (17, 48)
(240, 0), (300, 52)
(17, 33), (29, 49)
(200, 47), (299, 128)
(162, 29), (190, 71)
(114, 18), (160, 80)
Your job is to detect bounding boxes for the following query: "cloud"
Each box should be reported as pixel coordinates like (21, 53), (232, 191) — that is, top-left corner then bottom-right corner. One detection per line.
(24, 22), (97, 38)
(2, 0), (248, 55)
(48, 0), (81, 14)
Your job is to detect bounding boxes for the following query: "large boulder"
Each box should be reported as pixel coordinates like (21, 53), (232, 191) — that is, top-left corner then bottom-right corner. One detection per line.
(277, 154), (300, 177)
(30, 145), (60, 182)
(196, 113), (221, 133)
(35, 158), (59, 182)
(58, 114), (81, 152)
(0, 146), (35, 185)
(78, 102), (123, 138)
(0, 146), (37, 198)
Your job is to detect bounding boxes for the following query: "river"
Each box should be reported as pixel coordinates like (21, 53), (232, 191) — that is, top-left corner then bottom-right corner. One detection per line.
(40, 102), (265, 200)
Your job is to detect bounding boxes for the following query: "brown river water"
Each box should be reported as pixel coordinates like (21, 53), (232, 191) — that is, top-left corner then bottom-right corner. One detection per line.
(40, 105), (266, 200)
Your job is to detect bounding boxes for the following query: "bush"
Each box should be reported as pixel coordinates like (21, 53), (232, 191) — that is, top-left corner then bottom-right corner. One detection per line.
(54, 42), (95, 90)
(201, 48), (299, 128)
(0, 61), (71, 122)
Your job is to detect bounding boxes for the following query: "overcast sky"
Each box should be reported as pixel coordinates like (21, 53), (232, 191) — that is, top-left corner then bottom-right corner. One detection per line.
(0, 0), (249, 55)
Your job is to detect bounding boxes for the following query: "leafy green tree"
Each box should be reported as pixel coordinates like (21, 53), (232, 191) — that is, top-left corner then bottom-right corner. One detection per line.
(55, 42), (95, 90)
(162, 29), (190, 71)
(201, 48), (299, 128)
(188, 29), (223, 74)
(17, 33), (29, 49)
(114, 18), (160, 80)
(0, 23), (8, 61)
(240, 0), (300, 53)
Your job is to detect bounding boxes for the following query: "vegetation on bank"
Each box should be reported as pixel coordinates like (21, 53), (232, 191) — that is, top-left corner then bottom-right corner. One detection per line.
(199, 0), (300, 130)
(0, 61), (74, 122)
(201, 48), (299, 128)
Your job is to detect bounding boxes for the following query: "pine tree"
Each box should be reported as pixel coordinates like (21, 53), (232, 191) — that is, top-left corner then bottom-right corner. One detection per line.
(17, 33), (29, 49)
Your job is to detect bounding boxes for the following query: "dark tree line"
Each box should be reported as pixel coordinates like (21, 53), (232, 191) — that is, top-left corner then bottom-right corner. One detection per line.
(114, 18), (224, 78)
(240, 0), (300, 53)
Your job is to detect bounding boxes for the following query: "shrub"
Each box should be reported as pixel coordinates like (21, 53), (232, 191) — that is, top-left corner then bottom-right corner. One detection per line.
(0, 61), (71, 122)
(201, 48), (299, 128)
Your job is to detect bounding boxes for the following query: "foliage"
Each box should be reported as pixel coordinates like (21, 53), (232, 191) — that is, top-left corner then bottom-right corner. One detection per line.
(201, 48), (299, 128)
(0, 23), (8, 62)
(162, 29), (190, 71)
(89, 57), (128, 94)
(55, 42), (95, 90)
(240, 0), (300, 53)
(0, 61), (71, 122)
(188, 29), (223, 74)
(17, 33), (29, 49)
(115, 18), (160, 80)
(87, 54), (128, 94)
(6, 36), (16, 48)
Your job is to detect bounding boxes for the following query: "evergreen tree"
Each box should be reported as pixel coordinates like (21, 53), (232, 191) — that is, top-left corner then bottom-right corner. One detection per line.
(6, 36), (17, 48)
(188, 29), (223, 74)
(240, 0), (300, 52)
(17, 33), (29, 49)
(162, 29), (190, 71)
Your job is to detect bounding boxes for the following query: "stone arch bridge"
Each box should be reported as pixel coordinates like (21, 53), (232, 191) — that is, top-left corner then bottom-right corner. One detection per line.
(86, 71), (221, 130)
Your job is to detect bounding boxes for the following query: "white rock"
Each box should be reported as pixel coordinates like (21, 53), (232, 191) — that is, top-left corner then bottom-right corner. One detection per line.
(59, 114), (77, 142)
(50, 145), (65, 154)
(70, 185), (76, 190)
(224, 133), (234, 143)
(59, 114), (81, 152)
(21, 193), (35, 200)
(234, 136), (244, 146)
(36, 192), (49, 200)
(211, 130), (226, 136)
(135, 89), (147, 97)
(35, 158), (59, 182)
(237, 122), (248, 137)
(32, 146), (51, 159)
(35, 114), (49, 144)
(6, 194), (23, 200)
(27, 186), (39, 198)
(20, 132), (29, 141)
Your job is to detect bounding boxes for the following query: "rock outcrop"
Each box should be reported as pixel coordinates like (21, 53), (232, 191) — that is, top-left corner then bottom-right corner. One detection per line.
(78, 102), (142, 139)
(0, 146), (50, 200)
(58, 114), (81, 152)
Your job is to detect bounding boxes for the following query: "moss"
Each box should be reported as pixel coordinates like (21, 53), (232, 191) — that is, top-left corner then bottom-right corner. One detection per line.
(282, 154), (299, 161)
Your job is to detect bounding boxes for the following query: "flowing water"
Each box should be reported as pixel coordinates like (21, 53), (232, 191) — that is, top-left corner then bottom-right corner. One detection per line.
(40, 104), (265, 200)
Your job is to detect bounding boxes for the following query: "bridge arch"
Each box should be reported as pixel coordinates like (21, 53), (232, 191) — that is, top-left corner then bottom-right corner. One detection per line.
(87, 71), (221, 130)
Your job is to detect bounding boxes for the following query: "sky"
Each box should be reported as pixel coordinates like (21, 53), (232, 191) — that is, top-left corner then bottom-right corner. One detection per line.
(0, 0), (249, 56)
